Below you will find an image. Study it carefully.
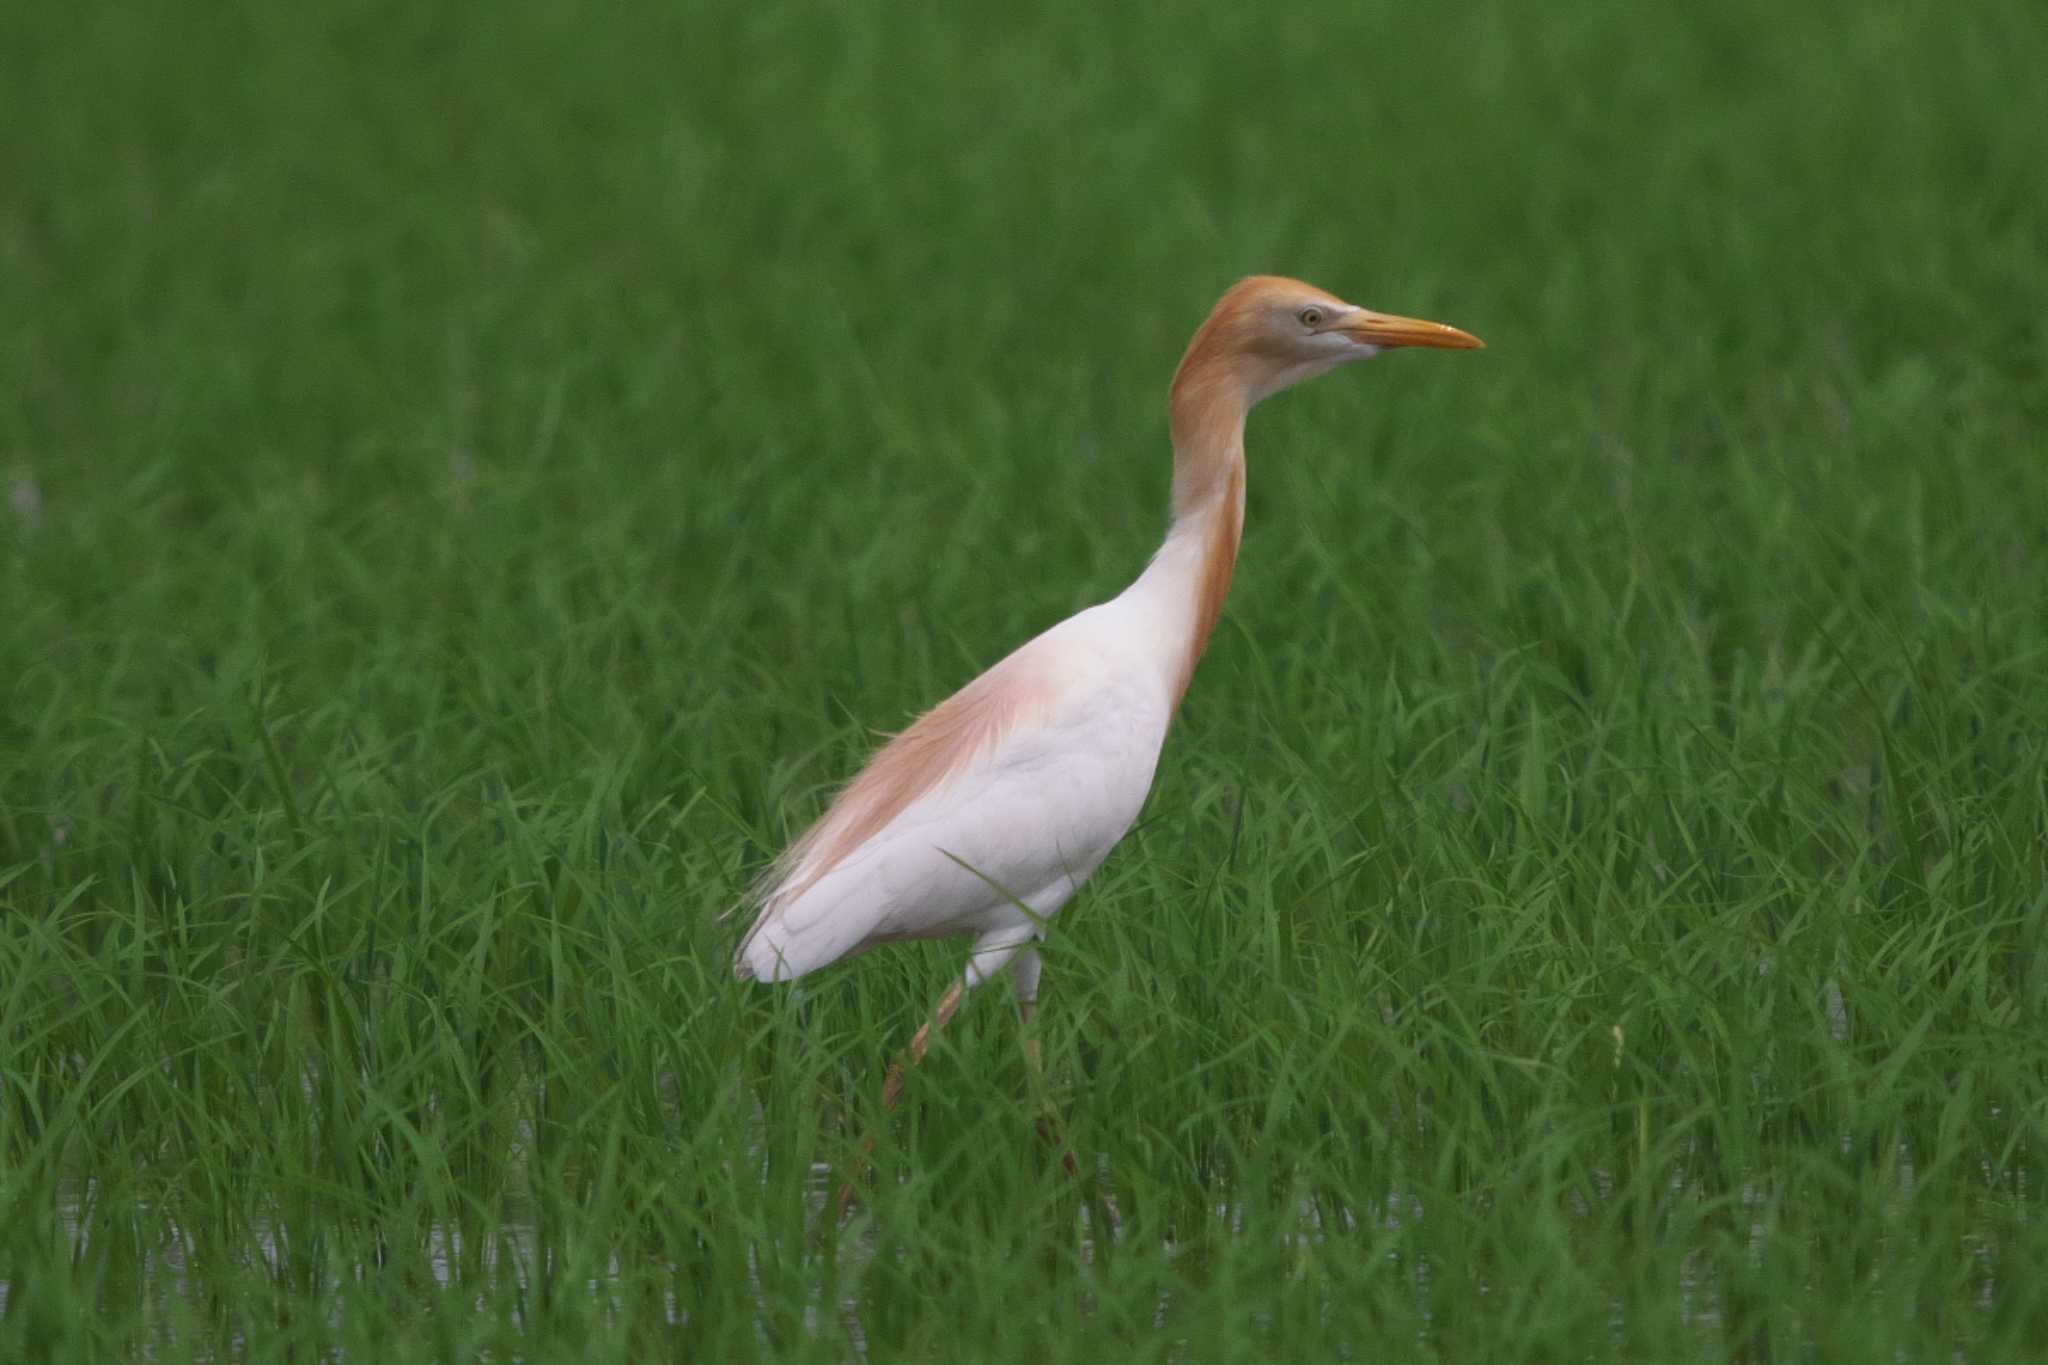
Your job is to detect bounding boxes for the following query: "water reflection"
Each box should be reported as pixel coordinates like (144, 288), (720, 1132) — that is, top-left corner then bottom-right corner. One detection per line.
(7, 1140), (2017, 1358)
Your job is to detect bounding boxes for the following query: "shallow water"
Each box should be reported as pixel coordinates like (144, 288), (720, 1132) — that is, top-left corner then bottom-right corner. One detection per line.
(8, 1139), (2022, 1360)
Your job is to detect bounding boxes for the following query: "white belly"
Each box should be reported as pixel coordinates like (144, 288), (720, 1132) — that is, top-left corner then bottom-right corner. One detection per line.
(739, 612), (1176, 981)
(797, 672), (1165, 944)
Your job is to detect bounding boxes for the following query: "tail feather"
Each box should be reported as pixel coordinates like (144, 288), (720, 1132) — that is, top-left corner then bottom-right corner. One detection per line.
(733, 901), (849, 983)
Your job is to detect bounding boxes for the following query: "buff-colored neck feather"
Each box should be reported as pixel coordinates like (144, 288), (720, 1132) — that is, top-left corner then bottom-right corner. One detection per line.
(1160, 312), (1254, 706)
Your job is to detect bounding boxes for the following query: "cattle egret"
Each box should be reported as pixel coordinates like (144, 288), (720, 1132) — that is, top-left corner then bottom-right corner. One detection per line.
(735, 275), (1481, 1162)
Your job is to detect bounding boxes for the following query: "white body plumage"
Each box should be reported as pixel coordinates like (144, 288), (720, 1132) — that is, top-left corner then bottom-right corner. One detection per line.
(736, 596), (1173, 988)
(734, 275), (1481, 1060)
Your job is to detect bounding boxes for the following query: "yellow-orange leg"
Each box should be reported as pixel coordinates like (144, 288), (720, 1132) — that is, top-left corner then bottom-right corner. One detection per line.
(1021, 993), (1122, 1245)
(831, 980), (966, 1220)
(1018, 998), (1080, 1176)
(882, 981), (964, 1110)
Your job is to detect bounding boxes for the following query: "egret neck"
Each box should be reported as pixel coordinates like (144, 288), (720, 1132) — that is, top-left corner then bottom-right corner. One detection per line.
(1121, 325), (1253, 710)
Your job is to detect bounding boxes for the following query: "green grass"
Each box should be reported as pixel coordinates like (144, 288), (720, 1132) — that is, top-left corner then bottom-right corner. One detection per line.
(4, 0), (2047, 1359)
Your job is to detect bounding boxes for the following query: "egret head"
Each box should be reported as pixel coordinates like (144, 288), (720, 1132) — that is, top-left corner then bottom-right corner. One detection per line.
(1173, 275), (1483, 414)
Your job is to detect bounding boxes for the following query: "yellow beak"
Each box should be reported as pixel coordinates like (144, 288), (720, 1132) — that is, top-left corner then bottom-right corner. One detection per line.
(1341, 310), (1484, 350)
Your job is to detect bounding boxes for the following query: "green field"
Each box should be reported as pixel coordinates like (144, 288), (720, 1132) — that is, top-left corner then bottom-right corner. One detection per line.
(4, 1), (2046, 1359)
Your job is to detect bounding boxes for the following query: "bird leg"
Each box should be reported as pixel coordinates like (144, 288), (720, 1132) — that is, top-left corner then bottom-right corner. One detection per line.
(881, 980), (964, 1110)
(831, 978), (967, 1221)
(1020, 997), (1044, 1074)
(1019, 983), (1121, 1246)
(1017, 979), (1079, 1178)
(828, 945), (1079, 1225)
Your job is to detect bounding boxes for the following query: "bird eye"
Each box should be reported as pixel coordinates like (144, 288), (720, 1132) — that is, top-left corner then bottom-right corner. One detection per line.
(1299, 306), (1325, 328)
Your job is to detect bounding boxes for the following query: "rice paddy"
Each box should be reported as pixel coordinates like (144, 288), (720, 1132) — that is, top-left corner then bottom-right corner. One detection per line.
(3, 0), (2046, 1359)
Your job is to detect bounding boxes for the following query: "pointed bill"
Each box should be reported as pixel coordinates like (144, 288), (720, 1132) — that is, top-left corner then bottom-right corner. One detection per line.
(1341, 310), (1484, 350)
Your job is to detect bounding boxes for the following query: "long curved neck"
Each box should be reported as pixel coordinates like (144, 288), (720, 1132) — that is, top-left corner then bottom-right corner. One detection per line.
(1122, 349), (1250, 710)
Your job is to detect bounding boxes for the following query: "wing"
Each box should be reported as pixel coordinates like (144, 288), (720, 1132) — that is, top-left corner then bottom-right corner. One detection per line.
(734, 614), (1166, 983)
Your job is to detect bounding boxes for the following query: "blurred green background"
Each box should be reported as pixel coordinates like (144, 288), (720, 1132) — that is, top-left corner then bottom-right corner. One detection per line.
(3, 1), (2045, 1360)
